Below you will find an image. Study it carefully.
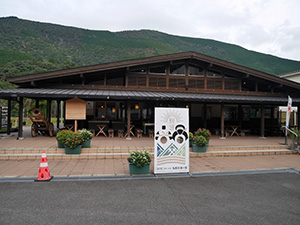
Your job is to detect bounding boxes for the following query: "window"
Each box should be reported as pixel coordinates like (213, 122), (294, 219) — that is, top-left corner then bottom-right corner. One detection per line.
(128, 66), (146, 74)
(169, 78), (186, 88)
(106, 72), (124, 86)
(207, 69), (222, 78)
(170, 63), (185, 76)
(188, 79), (204, 89)
(189, 65), (204, 76)
(149, 76), (166, 87)
(128, 75), (147, 86)
(149, 65), (166, 75)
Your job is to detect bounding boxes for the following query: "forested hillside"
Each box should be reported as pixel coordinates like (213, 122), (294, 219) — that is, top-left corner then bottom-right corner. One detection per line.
(1, 16), (300, 89)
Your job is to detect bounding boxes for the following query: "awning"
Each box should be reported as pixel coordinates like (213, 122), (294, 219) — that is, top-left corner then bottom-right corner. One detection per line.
(0, 88), (298, 104)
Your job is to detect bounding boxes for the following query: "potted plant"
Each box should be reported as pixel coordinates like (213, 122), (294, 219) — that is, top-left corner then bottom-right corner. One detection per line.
(195, 128), (211, 145)
(189, 132), (194, 147)
(78, 129), (93, 148)
(64, 132), (84, 154)
(56, 129), (72, 148)
(192, 135), (207, 152)
(127, 150), (151, 175)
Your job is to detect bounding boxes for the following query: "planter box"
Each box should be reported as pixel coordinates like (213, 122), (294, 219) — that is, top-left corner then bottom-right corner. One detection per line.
(82, 139), (91, 148)
(129, 163), (150, 175)
(57, 141), (65, 148)
(65, 145), (82, 154)
(192, 144), (207, 153)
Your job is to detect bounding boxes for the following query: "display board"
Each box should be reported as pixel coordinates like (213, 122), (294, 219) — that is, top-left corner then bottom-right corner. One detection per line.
(65, 98), (86, 120)
(154, 107), (189, 174)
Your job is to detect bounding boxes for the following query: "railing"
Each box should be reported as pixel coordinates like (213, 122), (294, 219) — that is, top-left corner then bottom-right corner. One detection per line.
(282, 126), (300, 152)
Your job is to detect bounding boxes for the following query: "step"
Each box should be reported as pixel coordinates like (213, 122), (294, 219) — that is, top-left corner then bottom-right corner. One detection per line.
(0, 149), (297, 160)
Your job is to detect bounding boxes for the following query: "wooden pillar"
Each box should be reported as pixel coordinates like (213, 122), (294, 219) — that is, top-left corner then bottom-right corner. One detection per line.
(7, 98), (11, 135)
(56, 100), (60, 130)
(297, 104), (300, 129)
(63, 100), (66, 126)
(35, 99), (39, 109)
(203, 103), (207, 128)
(238, 104), (242, 128)
(126, 101), (131, 139)
(47, 99), (51, 123)
(220, 103), (225, 138)
(260, 105), (265, 138)
(270, 106), (274, 136)
(17, 97), (24, 140)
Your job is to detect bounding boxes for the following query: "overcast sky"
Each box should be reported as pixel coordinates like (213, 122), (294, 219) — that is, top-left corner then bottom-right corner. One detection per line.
(1, 0), (300, 61)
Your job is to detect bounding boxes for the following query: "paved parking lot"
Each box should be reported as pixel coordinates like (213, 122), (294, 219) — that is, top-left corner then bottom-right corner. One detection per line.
(0, 172), (299, 225)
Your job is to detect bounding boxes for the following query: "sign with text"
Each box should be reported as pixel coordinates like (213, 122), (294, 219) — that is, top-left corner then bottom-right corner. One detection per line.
(65, 98), (86, 120)
(1, 106), (8, 129)
(154, 107), (189, 174)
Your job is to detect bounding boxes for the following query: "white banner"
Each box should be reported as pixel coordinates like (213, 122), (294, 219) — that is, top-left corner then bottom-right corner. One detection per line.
(286, 95), (292, 130)
(154, 107), (189, 174)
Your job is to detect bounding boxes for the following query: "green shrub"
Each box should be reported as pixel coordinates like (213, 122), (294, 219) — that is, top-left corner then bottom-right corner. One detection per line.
(193, 135), (207, 147)
(56, 130), (73, 144)
(64, 132), (84, 149)
(128, 151), (151, 167)
(78, 129), (93, 142)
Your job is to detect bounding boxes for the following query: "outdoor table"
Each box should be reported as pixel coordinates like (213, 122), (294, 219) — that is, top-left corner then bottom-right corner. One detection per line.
(96, 124), (107, 137)
(143, 122), (154, 134)
(125, 125), (135, 137)
(230, 125), (239, 137)
(65, 124), (74, 131)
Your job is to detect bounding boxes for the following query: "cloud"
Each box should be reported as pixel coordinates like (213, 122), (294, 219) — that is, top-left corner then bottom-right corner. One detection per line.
(0, 0), (299, 60)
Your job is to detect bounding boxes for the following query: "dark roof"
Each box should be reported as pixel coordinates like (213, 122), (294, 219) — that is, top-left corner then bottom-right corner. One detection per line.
(0, 88), (298, 104)
(6, 51), (300, 90)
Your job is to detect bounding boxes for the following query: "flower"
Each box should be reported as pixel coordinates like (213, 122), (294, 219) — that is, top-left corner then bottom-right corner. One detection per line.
(64, 132), (84, 149)
(193, 135), (207, 147)
(56, 129), (73, 144)
(195, 128), (211, 140)
(77, 129), (93, 142)
(189, 132), (194, 141)
(128, 150), (151, 167)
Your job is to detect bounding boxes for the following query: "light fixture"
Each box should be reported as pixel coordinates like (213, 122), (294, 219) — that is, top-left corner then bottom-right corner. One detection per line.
(112, 107), (116, 113)
(135, 104), (139, 110)
(186, 104), (189, 108)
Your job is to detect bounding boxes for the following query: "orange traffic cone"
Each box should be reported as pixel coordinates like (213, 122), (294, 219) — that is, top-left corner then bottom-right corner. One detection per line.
(35, 151), (53, 182)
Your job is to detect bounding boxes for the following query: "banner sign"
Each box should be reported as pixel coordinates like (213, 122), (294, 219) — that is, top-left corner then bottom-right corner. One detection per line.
(154, 107), (189, 174)
(286, 95), (292, 130)
(1, 106), (8, 129)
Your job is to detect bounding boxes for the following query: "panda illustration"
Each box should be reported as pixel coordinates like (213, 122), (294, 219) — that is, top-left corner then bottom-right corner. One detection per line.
(171, 124), (188, 144)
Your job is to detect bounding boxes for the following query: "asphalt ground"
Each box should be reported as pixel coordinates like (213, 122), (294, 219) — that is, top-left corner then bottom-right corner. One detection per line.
(0, 172), (300, 225)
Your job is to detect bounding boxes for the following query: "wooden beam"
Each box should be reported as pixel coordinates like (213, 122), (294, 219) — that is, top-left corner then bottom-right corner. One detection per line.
(203, 103), (207, 128)
(126, 101), (131, 139)
(80, 73), (85, 85)
(47, 99), (51, 123)
(56, 100), (60, 129)
(17, 97), (24, 140)
(260, 105), (265, 138)
(220, 103), (225, 138)
(7, 98), (11, 135)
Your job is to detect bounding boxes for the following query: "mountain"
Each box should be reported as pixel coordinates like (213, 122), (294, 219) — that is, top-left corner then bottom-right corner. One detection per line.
(1, 16), (300, 88)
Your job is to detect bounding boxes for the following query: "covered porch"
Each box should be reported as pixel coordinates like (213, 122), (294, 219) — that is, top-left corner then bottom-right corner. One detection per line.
(1, 88), (299, 140)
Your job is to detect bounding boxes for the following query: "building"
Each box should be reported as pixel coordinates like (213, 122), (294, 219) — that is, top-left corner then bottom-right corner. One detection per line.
(279, 70), (300, 83)
(1, 51), (300, 139)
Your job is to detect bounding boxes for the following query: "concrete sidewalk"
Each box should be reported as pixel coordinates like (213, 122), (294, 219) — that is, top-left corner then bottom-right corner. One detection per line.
(0, 154), (299, 179)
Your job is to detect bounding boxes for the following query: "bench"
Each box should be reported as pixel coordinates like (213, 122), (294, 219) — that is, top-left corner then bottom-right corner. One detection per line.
(118, 129), (124, 138)
(148, 130), (154, 138)
(136, 129), (143, 138)
(240, 129), (250, 137)
(108, 129), (114, 138)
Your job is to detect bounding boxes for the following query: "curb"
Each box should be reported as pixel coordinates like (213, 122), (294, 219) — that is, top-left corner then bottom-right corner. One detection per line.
(0, 168), (299, 182)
